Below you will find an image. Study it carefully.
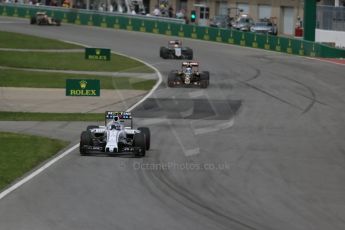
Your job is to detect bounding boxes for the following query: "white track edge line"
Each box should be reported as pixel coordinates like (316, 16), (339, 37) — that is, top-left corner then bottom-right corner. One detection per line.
(125, 56), (162, 112)
(60, 40), (163, 112)
(0, 40), (162, 200)
(305, 57), (345, 66)
(0, 143), (79, 200)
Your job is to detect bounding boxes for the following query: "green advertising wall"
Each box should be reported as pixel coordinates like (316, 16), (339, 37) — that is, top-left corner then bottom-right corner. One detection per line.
(1, 3), (344, 58)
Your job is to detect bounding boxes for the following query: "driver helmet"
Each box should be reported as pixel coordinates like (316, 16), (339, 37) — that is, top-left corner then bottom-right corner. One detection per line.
(185, 67), (192, 75)
(113, 116), (120, 122)
(111, 122), (122, 130)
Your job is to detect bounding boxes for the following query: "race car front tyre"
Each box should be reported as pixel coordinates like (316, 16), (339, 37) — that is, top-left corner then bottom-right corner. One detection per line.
(80, 131), (92, 155)
(167, 72), (179, 87)
(138, 127), (150, 150)
(160, 47), (169, 59)
(30, 17), (36, 24)
(134, 133), (146, 157)
(86, 125), (99, 131)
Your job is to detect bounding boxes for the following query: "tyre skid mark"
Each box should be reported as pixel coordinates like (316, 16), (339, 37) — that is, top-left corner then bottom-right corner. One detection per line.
(134, 157), (224, 230)
(223, 64), (305, 112)
(152, 166), (263, 230)
(244, 68), (261, 83)
(292, 90), (328, 107)
(236, 79), (304, 111)
(274, 73), (321, 115)
(137, 151), (265, 230)
(85, 92), (147, 113)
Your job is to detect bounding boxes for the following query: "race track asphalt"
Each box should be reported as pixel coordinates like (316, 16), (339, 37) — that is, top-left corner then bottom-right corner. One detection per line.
(1, 17), (345, 230)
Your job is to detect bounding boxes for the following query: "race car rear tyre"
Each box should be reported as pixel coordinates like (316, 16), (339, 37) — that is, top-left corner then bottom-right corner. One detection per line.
(138, 127), (150, 150)
(200, 73), (210, 88)
(200, 80), (209, 88)
(202, 71), (210, 79)
(87, 125), (99, 131)
(134, 133), (146, 157)
(80, 131), (92, 155)
(55, 19), (61, 26)
(160, 47), (169, 59)
(185, 48), (193, 60)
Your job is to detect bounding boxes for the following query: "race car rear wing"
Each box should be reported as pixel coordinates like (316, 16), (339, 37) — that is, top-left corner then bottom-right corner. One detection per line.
(105, 111), (133, 128)
(182, 61), (199, 67)
(169, 40), (182, 45)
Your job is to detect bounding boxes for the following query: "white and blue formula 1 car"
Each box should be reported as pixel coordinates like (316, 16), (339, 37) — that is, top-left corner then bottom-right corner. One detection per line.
(160, 40), (193, 60)
(79, 111), (150, 157)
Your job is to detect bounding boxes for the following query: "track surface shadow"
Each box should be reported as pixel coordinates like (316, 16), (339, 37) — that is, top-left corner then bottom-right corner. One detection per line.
(132, 98), (242, 120)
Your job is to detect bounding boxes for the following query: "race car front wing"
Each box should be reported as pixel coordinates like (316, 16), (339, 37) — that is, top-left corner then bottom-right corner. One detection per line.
(81, 145), (144, 154)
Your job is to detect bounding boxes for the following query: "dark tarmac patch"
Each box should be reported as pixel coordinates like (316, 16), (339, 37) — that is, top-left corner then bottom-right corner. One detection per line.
(132, 98), (242, 120)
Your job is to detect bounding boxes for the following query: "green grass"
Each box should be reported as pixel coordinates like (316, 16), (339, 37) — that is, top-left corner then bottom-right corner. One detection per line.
(0, 31), (155, 122)
(0, 31), (82, 49)
(0, 132), (69, 190)
(0, 69), (156, 90)
(0, 112), (104, 121)
(0, 51), (153, 72)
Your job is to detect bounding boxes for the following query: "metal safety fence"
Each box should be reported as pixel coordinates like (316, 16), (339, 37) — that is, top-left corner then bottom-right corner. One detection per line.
(317, 5), (345, 31)
(1, 3), (344, 58)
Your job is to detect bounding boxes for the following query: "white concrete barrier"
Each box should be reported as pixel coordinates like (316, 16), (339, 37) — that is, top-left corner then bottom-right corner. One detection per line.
(316, 29), (345, 48)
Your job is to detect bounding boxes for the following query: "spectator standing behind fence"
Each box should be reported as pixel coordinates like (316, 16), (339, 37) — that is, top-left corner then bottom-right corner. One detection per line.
(176, 8), (188, 23)
(176, 9), (184, 19)
(296, 16), (303, 28)
(108, 4), (113, 12)
(62, 0), (70, 8)
(98, 3), (104, 11)
(153, 5), (161, 16)
(50, 0), (57, 6)
(168, 6), (174, 18)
